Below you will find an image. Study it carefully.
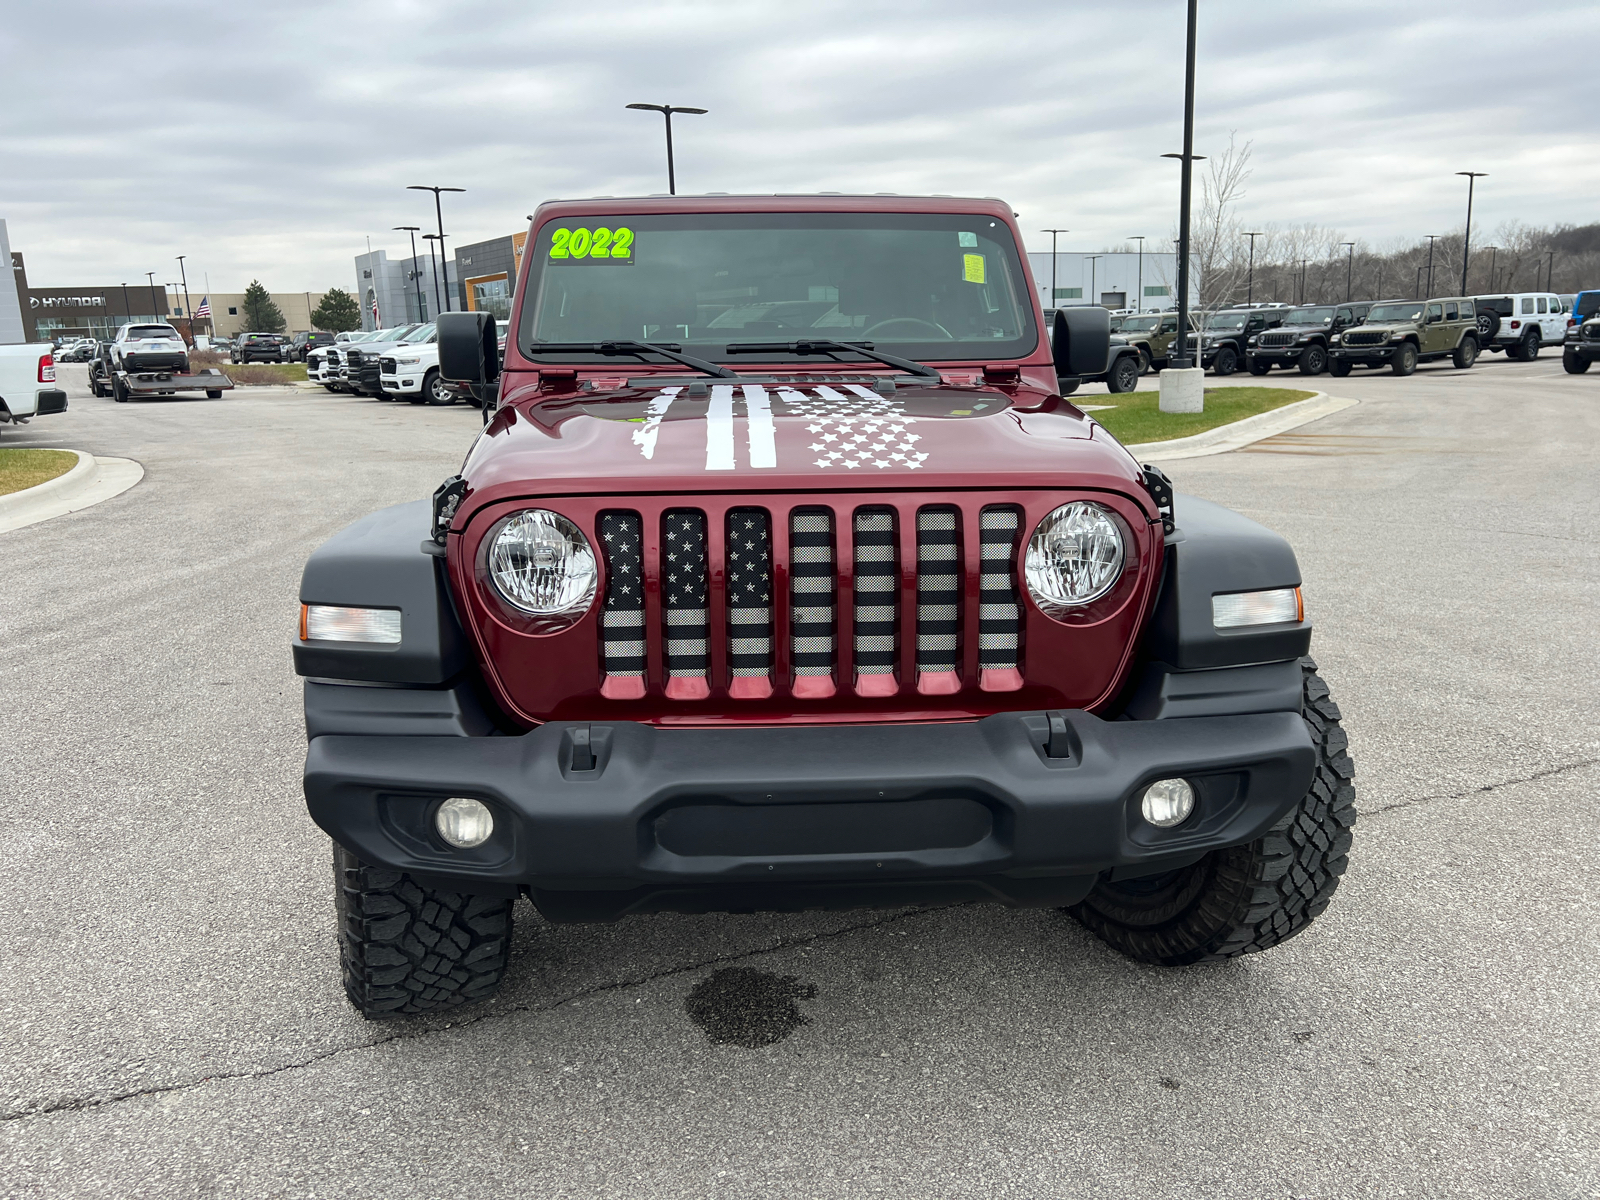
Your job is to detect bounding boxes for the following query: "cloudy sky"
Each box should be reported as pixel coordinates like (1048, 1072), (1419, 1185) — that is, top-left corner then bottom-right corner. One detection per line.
(3, 0), (1597, 294)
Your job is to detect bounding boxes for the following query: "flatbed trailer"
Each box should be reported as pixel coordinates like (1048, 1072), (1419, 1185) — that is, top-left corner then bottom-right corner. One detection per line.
(104, 366), (235, 402)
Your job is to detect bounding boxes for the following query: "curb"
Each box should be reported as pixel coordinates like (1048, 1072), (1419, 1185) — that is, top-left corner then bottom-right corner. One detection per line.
(1123, 390), (1359, 462)
(0, 450), (145, 534)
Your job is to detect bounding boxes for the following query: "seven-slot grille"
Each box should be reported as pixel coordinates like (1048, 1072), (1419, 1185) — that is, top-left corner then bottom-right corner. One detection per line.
(1343, 330), (1387, 346)
(596, 500), (1024, 699)
(1257, 330), (1298, 347)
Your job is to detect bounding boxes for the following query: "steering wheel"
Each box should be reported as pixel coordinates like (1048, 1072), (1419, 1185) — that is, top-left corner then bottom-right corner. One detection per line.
(862, 317), (954, 340)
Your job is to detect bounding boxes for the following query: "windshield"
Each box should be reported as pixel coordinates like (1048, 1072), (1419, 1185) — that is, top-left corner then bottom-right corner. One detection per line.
(398, 324), (436, 343)
(521, 211), (1037, 365)
(128, 325), (179, 340)
(1119, 315), (1162, 334)
(1367, 303), (1424, 322)
(1284, 307), (1335, 325)
(1204, 311), (1248, 331)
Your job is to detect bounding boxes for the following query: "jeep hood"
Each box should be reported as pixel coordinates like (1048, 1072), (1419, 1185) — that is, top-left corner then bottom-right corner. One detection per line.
(458, 377), (1151, 507)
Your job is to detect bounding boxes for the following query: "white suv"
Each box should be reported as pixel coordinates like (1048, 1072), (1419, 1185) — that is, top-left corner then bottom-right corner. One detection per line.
(1470, 292), (1568, 360)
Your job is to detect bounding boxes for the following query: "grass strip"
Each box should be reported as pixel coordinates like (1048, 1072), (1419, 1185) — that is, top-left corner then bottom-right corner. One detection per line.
(1089, 386), (1314, 445)
(0, 449), (79, 497)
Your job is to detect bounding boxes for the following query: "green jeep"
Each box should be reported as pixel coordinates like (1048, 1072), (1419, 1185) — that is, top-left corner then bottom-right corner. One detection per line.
(1328, 297), (1479, 376)
(1113, 311), (1195, 372)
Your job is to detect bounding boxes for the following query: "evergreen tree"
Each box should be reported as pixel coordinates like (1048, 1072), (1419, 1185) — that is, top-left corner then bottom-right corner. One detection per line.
(240, 280), (286, 333)
(310, 287), (362, 333)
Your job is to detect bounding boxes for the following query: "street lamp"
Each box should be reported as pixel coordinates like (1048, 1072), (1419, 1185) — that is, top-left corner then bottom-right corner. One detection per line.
(1339, 242), (1355, 303)
(175, 255), (195, 344)
(1084, 255), (1103, 309)
(1127, 236), (1146, 311)
(1456, 172), (1487, 295)
(120, 283), (131, 324)
(422, 234), (445, 318)
(1424, 235), (1441, 297)
(394, 226), (426, 320)
(1041, 229), (1068, 307)
(1485, 245), (1499, 291)
(1546, 248), (1556, 292)
(1298, 259), (1310, 305)
(1243, 232), (1263, 306)
(625, 103), (708, 195)
(145, 272), (159, 322)
(407, 185), (464, 312)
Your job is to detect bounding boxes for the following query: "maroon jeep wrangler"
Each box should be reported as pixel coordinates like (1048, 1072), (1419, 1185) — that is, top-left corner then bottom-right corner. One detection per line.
(296, 195), (1355, 1018)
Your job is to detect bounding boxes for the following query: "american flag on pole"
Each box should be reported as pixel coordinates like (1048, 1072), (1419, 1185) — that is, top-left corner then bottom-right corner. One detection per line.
(195, 296), (211, 318)
(370, 290), (380, 324)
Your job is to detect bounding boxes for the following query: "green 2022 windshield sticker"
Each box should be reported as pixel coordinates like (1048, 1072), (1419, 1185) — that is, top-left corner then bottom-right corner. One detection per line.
(548, 226), (635, 264)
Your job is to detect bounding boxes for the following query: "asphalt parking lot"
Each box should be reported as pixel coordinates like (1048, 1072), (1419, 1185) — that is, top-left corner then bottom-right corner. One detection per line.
(2, 359), (1597, 1199)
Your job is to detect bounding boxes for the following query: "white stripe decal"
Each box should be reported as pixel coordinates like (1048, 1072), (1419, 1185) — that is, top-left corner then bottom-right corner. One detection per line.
(632, 387), (680, 460)
(742, 384), (776, 469)
(705, 384), (736, 470)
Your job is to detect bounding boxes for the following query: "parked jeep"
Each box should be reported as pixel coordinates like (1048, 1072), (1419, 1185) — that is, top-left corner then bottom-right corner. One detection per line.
(1470, 292), (1568, 360)
(1247, 303), (1372, 376)
(1329, 297), (1479, 376)
(1563, 316), (1600, 374)
(1197, 308), (1286, 376)
(1114, 311), (1190, 372)
(296, 195), (1356, 1018)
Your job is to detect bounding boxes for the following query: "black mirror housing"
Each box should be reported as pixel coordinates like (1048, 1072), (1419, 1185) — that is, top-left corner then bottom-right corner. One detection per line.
(438, 311), (498, 385)
(1052, 307), (1112, 378)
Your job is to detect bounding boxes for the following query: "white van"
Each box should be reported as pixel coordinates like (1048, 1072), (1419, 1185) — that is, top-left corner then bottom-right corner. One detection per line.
(1470, 293), (1568, 360)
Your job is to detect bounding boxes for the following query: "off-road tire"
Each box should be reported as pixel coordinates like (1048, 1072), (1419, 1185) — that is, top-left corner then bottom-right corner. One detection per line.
(1213, 347), (1238, 376)
(1069, 657), (1356, 965)
(1476, 310), (1501, 341)
(1247, 357), (1271, 376)
(1329, 359), (1352, 378)
(333, 842), (515, 1018)
(112, 374), (129, 402)
(1452, 336), (1478, 369)
(1519, 330), (1541, 361)
(1136, 347), (1153, 376)
(1564, 349), (1591, 374)
(1106, 355), (1141, 394)
(1391, 342), (1418, 375)
(1297, 344), (1327, 375)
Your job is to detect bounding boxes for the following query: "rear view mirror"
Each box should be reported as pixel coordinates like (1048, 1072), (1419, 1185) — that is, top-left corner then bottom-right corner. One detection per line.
(1051, 307), (1111, 379)
(438, 311), (499, 386)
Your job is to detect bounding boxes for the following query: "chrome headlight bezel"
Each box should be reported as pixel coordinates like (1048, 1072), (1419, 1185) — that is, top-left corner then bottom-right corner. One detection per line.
(483, 509), (597, 629)
(1024, 502), (1127, 616)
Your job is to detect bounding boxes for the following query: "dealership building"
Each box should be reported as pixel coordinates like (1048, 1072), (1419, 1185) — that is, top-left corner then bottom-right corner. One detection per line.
(351, 230), (525, 331)
(1027, 250), (1193, 313)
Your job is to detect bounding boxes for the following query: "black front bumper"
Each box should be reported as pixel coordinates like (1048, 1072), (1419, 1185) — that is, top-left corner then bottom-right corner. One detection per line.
(1249, 345), (1304, 363)
(1566, 341), (1600, 362)
(1329, 344), (1393, 364)
(304, 708), (1315, 920)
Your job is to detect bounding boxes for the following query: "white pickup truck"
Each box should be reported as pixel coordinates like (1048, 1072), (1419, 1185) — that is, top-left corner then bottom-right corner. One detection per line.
(0, 343), (68, 439)
(376, 328), (454, 403)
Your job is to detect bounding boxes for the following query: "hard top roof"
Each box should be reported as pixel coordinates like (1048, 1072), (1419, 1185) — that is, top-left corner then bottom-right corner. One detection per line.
(528, 193), (1017, 222)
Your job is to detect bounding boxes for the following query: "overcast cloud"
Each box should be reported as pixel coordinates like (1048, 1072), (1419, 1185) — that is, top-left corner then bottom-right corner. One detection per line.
(3, 0), (1597, 292)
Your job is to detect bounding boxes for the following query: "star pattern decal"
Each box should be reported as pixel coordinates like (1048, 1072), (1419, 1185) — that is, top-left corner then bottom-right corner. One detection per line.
(599, 512), (645, 678)
(726, 509), (774, 678)
(776, 387), (931, 472)
(663, 509), (709, 678)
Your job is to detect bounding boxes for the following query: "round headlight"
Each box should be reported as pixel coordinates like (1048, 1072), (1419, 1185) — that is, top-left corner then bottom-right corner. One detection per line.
(1025, 502), (1126, 614)
(488, 509), (597, 616)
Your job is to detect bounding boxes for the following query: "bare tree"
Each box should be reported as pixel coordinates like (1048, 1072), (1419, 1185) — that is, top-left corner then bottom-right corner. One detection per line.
(1188, 133), (1253, 315)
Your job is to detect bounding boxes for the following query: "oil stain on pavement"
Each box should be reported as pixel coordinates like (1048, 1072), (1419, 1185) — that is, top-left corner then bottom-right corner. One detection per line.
(684, 967), (818, 1047)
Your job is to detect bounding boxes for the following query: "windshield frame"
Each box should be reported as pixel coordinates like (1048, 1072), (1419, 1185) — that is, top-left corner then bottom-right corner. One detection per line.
(1366, 303), (1426, 323)
(517, 208), (1040, 367)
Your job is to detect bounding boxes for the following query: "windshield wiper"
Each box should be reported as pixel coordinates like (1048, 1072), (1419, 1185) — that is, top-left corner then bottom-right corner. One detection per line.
(724, 339), (940, 378)
(531, 341), (739, 379)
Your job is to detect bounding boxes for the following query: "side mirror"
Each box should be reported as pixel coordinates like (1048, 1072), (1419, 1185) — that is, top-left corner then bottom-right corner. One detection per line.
(1052, 307), (1111, 379)
(438, 311), (499, 386)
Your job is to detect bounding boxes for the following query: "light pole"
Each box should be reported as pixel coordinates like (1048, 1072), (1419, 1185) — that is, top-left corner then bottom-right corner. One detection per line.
(121, 283), (131, 324)
(625, 103), (708, 195)
(407, 185), (464, 311)
(394, 226), (426, 320)
(1424, 235), (1440, 297)
(1485, 245), (1499, 291)
(145, 272), (159, 322)
(1456, 172), (1487, 295)
(1340, 242), (1355, 303)
(1127, 235), (1146, 310)
(1160, 0), (1203, 367)
(422, 233), (445, 319)
(1041, 229), (1068, 307)
(1414, 264), (1423, 299)
(1298, 259), (1310, 305)
(1084, 255), (1103, 309)
(175, 255), (195, 344)
(1243, 231), (1263, 306)
(1546, 249), (1556, 291)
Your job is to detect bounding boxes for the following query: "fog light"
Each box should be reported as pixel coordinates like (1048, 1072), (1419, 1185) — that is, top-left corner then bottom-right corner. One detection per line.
(435, 797), (494, 848)
(1140, 778), (1195, 828)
